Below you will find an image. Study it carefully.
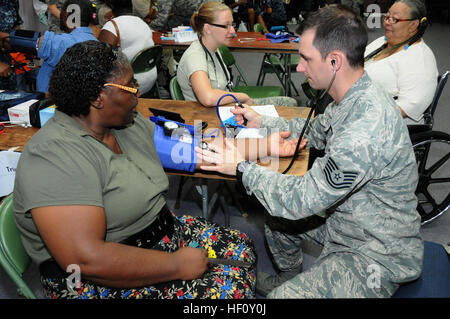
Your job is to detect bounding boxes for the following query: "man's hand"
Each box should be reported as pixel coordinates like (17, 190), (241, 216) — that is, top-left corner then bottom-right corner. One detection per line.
(231, 104), (262, 128)
(0, 62), (13, 78)
(267, 132), (308, 158)
(195, 139), (245, 176)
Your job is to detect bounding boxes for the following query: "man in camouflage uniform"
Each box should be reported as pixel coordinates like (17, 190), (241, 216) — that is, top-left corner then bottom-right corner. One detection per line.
(43, 0), (65, 33)
(135, 0), (220, 31)
(195, 4), (423, 298)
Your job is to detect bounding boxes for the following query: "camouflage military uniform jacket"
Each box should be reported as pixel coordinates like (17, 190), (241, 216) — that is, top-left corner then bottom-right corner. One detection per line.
(149, 0), (220, 30)
(242, 73), (424, 283)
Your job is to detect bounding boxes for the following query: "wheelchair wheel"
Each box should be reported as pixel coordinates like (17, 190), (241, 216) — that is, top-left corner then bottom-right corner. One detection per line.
(411, 131), (450, 225)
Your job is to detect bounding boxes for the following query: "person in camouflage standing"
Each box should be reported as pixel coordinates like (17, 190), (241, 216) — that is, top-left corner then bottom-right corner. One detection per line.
(43, 0), (66, 33)
(195, 4), (423, 298)
(132, 0), (221, 31)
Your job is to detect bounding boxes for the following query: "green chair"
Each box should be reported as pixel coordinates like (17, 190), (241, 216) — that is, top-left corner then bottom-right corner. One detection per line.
(217, 45), (284, 98)
(169, 76), (185, 100)
(253, 24), (300, 96)
(253, 23), (265, 34)
(0, 194), (37, 299)
(131, 45), (163, 98)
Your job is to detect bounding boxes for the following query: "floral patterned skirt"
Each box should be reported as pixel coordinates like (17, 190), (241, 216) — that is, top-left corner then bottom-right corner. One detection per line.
(39, 211), (257, 299)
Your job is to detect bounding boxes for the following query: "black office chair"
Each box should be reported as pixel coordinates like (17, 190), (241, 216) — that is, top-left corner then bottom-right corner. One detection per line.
(131, 45), (163, 98)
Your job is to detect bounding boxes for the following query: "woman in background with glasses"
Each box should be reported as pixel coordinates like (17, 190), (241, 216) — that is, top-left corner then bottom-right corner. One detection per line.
(177, 1), (297, 107)
(364, 0), (438, 125)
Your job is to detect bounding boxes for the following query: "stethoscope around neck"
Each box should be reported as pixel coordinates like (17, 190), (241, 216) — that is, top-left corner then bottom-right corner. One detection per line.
(199, 37), (234, 91)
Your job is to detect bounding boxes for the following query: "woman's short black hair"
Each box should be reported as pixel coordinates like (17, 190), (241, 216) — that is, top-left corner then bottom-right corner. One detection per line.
(48, 40), (129, 116)
(296, 4), (368, 69)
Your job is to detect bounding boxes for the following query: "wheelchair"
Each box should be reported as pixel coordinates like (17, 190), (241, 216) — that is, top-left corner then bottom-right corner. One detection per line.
(408, 70), (450, 225)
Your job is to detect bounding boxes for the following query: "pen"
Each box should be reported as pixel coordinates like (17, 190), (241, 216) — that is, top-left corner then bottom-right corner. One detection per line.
(235, 102), (248, 126)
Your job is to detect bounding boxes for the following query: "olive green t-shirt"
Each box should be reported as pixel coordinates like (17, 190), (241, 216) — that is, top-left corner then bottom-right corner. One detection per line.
(13, 110), (169, 265)
(177, 39), (231, 101)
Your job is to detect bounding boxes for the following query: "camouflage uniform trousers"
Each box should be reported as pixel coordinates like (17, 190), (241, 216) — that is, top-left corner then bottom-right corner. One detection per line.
(264, 224), (399, 298)
(253, 96), (298, 107)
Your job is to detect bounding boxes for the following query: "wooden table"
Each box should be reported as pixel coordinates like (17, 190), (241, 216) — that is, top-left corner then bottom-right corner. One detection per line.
(153, 31), (298, 54)
(0, 99), (310, 221)
(141, 99), (310, 222)
(0, 99), (310, 174)
(153, 31), (299, 96)
(138, 99), (310, 177)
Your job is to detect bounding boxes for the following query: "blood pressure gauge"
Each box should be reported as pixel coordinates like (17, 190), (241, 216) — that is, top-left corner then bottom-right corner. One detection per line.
(163, 121), (193, 144)
(163, 121), (179, 136)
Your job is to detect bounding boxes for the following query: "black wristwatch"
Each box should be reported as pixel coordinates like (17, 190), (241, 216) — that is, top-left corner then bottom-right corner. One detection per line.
(236, 160), (251, 181)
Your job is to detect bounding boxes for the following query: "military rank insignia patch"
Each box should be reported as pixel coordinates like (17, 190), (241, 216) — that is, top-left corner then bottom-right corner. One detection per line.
(323, 158), (358, 190)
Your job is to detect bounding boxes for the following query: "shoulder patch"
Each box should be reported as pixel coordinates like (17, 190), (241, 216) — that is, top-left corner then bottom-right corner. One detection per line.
(323, 158), (358, 190)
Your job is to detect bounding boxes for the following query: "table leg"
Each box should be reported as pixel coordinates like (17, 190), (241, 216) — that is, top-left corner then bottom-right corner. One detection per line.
(219, 195), (231, 227)
(284, 53), (291, 96)
(195, 179), (209, 220)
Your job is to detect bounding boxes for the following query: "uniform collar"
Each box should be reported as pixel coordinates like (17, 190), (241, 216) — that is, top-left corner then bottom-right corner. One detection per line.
(327, 72), (372, 126)
(338, 72), (371, 106)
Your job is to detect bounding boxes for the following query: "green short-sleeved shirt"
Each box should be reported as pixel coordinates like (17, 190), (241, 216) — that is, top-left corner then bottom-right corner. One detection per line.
(177, 39), (231, 101)
(13, 110), (169, 265)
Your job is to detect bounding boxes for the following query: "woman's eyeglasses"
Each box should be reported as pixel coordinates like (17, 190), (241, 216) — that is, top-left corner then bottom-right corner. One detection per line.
(209, 23), (234, 30)
(383, 14), (417, 24)
(104, 78), (140, 96)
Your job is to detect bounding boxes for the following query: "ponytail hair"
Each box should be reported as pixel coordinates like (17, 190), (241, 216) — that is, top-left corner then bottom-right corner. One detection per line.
(190, 1), (231, 33)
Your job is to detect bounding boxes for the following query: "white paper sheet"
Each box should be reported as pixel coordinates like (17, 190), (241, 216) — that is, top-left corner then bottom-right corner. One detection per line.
(218, 105), (279, 139)
(218, 104), (279, 121)
(0, 150), (21, 197)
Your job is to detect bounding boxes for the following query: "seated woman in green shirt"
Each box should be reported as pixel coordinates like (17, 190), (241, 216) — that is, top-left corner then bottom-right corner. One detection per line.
(177, 1), (298, 108)
(13, 40), (257, 299)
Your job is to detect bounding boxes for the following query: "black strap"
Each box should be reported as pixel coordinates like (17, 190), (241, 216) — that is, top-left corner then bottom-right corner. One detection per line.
(215, 51), (234, 90)
(364, 43), (387, 62)
(199, 37), (233, 90)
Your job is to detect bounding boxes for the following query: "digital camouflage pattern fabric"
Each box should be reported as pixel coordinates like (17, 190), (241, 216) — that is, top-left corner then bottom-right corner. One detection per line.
(242, 72), (423, 298)
(148, 0), (221, 31)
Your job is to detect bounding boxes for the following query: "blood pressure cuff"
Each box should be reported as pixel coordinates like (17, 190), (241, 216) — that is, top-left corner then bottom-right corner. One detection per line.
(8, 30), (41, 55)
(153, 124), (198, 172)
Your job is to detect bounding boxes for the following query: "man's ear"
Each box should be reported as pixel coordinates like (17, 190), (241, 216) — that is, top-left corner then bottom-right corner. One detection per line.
(328, 51), (345, 71)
